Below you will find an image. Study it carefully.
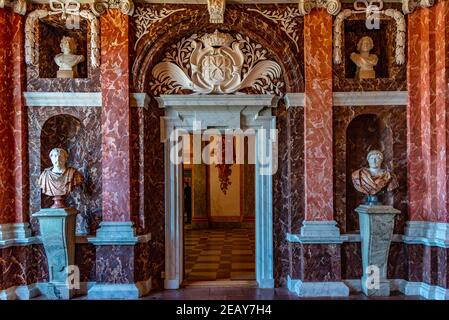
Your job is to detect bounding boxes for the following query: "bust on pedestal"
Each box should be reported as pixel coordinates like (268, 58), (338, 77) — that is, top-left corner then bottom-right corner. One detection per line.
(33, 148), (83, 299)
(352, 150), (400, 296)
(54, 36), (84, 79)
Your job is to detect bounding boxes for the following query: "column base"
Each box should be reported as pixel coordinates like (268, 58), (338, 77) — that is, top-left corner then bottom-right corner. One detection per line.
(88, 221), (137, 245)
(257, 278), (274, 289)
(287, 220), (348, 244)
(87, 278), (152, 299)
(164, 279), (181, 290)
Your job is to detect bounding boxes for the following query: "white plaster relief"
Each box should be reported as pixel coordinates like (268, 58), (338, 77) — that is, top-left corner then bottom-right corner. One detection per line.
(133, 6), (187, 50)
(247, 7), (302, 52)
(90, 0), (135, 16)
(402, 0), (434, 14)
(151, 30), (284, 95)
(298, 0), (341, 15)
(207, 0), (225, 23)
(0, 0), (26, 15)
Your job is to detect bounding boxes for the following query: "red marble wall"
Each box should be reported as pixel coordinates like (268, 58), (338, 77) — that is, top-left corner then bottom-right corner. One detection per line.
(303, 10), (334, 221)
(407, 2), (449, 222)
(101, 10), (131, 222)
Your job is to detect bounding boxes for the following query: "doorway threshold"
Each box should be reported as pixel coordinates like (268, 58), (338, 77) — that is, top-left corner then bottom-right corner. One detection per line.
(183, 280), (258, 288)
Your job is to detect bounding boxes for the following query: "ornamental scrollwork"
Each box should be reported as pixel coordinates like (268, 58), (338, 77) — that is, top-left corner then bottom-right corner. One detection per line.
(150, 30), (284, 95)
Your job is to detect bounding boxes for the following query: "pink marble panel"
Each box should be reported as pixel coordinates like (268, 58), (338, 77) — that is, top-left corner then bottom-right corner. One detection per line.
(407, 4), (449, 222)
(101, 11), (131, 222)
(434, 1), (449, 222)
(303, 10), (333, 221)
(10, 12), (28, 223)
(0, 9), (15, 224)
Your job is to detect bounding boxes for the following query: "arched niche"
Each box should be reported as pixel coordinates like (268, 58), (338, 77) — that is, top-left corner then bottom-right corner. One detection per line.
(132, 6), (304, 94)
(39, 114), (100, 235)
(345, 113), (394, 232)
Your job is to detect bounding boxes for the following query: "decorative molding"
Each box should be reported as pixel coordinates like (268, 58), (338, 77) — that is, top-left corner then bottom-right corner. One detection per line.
(24, 92), (102, 107)
(88, 277), (152, 299)
(344, 279), (449, 300)
(157, 94), (280, 109)
(130, 92), (151, 109)
(161, 95), (276, 289)
(0, 0), (26, 15)
(298, 0), (341, 16)
(333, 1), (406, 65)
(333, 91), (408, 106)
(207, 0), (225, 23)
(287, 220), (349, 244)
(287, 276), (350, 297)
(25, 9), (100, 68)
(0, 284), (41, 300)
(402, 0), (434, 14)
(0, 223), (31, 241)
(403, 221), (449, 248)
(247, 7), (302, 52)
(90, 0), (135, 16)
(87, 221), (139, 245)
(284, 92), (304, 108)
(133, 7), (187, 50)
(0, 223), (37, 248)
(344, 232), (404, 242)
(151, 31), (284, 95)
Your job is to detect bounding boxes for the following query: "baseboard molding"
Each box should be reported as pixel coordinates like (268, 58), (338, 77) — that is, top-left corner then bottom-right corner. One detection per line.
(87, 277), (152, 299)
(0, 283), (41, 300)
(344, 279), (449, 300)
(287, 276), (350, 297)
(1, 278), (152, 300)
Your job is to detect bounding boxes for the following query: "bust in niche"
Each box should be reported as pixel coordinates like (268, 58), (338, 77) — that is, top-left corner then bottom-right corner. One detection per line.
(350, 36), (378, 80)
(352, 150), (398, 205)
(54, 36), (84, 79)
(38, 148), (83, 208)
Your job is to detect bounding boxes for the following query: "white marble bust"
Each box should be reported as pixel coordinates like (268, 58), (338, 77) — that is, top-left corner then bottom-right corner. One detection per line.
(38, 148), (83, 208)
(350, 36), (378, 80)
(54, 36), (85, 78)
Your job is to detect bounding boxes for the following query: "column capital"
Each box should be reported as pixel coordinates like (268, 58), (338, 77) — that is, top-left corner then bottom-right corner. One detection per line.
(402, 0), (435, 15)
(298, 0), (341, 16)
(0, 0), (26, 15)
(90, 0), (134, 17)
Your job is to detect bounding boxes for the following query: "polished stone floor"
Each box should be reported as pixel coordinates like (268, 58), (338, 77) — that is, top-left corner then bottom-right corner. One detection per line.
(184, 227), (255, 281)
(141, 287), (424, 300)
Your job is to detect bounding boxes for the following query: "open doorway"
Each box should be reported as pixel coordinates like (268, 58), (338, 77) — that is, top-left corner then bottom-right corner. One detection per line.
(182, 136), (256, 285)
(160, 94), (277, 289)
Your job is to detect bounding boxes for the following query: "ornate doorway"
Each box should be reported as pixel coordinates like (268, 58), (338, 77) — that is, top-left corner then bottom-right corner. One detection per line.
(158, 94), (278, 289)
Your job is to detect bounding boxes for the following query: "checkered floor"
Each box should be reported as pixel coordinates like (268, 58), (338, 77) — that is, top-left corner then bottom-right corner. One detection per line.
(184, 228), (256, 281)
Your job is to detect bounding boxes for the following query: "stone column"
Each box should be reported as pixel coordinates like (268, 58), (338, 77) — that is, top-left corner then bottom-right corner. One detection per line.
(287, 9), (348, 297)
(405, 3), (449, 296)
(0, 9), (16, 226)
(0, 9), (31, 241)
(88, 9), (143, 299)
(301, 9), (341, 239)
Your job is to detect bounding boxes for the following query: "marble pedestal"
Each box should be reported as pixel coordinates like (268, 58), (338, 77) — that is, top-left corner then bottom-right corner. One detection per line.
(355, 204), (400, 296)
(32, 208), (77, 299)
